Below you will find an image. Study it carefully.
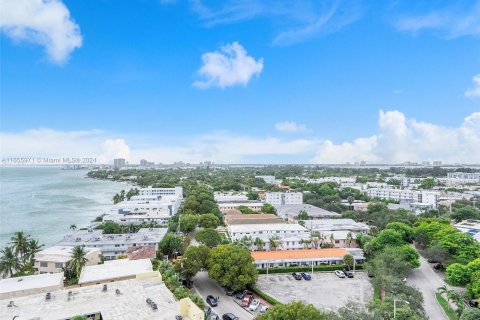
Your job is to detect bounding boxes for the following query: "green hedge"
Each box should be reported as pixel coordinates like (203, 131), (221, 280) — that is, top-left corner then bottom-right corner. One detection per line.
(257, 264), (363, 274)
(249, 285), (281, 305)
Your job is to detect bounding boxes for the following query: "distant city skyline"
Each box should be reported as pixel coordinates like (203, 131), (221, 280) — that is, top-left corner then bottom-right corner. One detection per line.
(1, 0), (479, 164)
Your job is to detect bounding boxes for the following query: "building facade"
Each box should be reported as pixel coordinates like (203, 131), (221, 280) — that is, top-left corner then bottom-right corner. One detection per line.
(265, 192), (303, 207)
(34, 246), (101, 274)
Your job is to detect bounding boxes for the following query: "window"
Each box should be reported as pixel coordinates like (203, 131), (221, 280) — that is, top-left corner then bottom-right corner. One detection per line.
(40, 261), (48, 267)
(55, 262), (63, 268)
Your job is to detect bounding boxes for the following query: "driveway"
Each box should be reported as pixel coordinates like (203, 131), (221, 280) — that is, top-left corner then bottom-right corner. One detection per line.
(407, 255), (448, 320)
(193, 271), (254, 320)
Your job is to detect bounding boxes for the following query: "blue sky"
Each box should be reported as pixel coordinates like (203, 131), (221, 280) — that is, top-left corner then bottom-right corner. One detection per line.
(1, 0), (479, 164)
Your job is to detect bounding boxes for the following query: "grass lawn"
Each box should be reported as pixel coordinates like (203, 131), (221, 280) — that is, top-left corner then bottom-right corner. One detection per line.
(435, 293), (458, 320)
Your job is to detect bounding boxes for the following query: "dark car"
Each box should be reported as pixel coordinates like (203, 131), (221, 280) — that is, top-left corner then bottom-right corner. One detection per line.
(342, 268), (354, 278)
(292, 272), (302, 280)
(225, 288), (235, 296)
(427, 258), (439, 263)
(222, 313), (239, 320)
(204, 306), (212, 316)
(367, 270), (374, 278)
(434, 263), (445, 270)
(301, 272), (311, 280)
(235, 289), (253, 299)
(206, 295), (218, 307)
(469, 299), (478, 307)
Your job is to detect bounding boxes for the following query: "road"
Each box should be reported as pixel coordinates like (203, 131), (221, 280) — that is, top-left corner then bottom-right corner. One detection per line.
(193, 271), (254, 320)
(407, 255), (448, 320)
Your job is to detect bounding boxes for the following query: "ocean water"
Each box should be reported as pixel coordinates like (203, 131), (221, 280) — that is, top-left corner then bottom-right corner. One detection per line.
(0, 167), (127, 248)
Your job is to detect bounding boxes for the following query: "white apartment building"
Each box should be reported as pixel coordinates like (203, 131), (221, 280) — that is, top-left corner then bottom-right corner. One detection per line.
(445, 172), (480, 186)
(366, 188), (440, 209)
(57, 228), (168, 260)
(218, 201), (264, 213)
(34, 246), (101, 274)
(214, 191), (248, 202)
(139, 186), (183, 198)
(265, 192), (303, 207)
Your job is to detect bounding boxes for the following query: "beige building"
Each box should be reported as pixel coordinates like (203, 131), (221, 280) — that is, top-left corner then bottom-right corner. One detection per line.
(34, 245), (101, 274)
(0, 272), (64, 299)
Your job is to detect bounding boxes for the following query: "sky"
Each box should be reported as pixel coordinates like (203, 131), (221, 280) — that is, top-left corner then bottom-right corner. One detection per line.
(0, 0), (479, 164)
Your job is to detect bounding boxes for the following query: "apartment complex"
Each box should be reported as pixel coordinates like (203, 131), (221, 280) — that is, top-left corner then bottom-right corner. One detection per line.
(113, 158), (126, 169)
(0, 272), (64, 300)
(218, 200), (264, 213)
(276, 204), (340, 221)
(139, 186), (183, 198)
(366, 188), (440, 208)
(57, 228), (168, 260)
(265, 192), (303, 207)
(34, 245), (101, 274)
(445, 172), (480, 185)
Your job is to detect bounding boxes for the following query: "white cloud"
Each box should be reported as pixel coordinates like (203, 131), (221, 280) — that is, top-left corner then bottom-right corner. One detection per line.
(465, 74), (480, 98)
(2, 112), (479, 165)
(275, 121), (309, 133)
(395, 2), (480, 39)
(193, 42), (263, 89)
(312, 110), (480, 164)
(0, 0), (82, 63)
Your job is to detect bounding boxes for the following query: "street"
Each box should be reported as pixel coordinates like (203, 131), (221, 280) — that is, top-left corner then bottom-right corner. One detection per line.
(407, 255), (448, 320)
(192, 271), (254, 320)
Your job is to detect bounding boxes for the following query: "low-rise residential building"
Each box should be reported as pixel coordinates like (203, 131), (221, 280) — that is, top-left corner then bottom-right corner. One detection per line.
(0, 272), (64, 299)
(366, 188), (440, 208)
(127, 245), (157, 260)
(34, 245), (101, 274)
(57, 228), (168, 260)
(454, 219), (480, 242)
(255, 175), (277, 184)
(218, 200), (264, 213)
(224, 214), (284, 226)
(214, 191), (248, 202)
(265, 192), (303, 207)
(139, 186), (183, 198)
(1, 276), (203, 320)
(276, 204), (340, 221)
(251, 248), (365, 269)
(228, 223), (308, 241)
(78, 258), (155, 286)
(445, 172), (480, 186)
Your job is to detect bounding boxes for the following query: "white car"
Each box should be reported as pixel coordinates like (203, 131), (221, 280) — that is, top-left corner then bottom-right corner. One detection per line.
(335, 270), (345, 278)
(249, 299), (260, 311)
(259, 304), (269, 313)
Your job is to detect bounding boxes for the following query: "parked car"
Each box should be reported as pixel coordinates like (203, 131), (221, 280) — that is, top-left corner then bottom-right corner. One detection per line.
(301, 272), (311, 280)
(208, 314), (220, 320)
(367, 270), (374, 278)
(434, 263), (444, 270)
(427, 258), (438, 263)
(249, 299), (261, 311)
(335, 270), (346, 278)
(222, 313), (239, 320)
(241, 294), (254, 307)
(225, 288), (235, 296)
(292, 272), (302, 280)
(260, 305), (269, 313)
(206, 295), (218, 307)
(236, 289), (253, 299)
(342, 268), (354, 278)
(204, 306), (212, 316)
(469, 299), (478, 307)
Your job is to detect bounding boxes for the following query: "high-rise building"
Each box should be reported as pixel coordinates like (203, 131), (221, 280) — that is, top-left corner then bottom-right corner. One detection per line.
(113, 158), (126, 169)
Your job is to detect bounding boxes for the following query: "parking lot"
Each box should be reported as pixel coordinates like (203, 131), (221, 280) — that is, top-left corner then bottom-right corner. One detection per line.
(256, 271), (373, 312)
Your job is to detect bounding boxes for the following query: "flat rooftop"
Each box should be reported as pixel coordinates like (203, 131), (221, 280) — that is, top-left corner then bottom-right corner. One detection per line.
(57, 228), (168, 246)
(35, 245), (100, 263)
(1, 277), (182, 320)
(276, 204), (340, 218)
(229, 223), (307, 233)
(0, 273), (63, 295)
(251, 248), (349, 261)
(79, 258), (153, 284)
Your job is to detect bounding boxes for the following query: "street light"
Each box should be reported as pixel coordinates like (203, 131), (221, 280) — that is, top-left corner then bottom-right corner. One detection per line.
(393, 299), (410, 319)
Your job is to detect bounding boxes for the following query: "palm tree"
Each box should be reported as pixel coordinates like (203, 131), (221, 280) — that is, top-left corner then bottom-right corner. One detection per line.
(254, 237), (265, 251)
(268, 235), (282, 251)
(70, 245), (89, 278)
(70, 224), (77, 232)
(26, 239), (44, 264)
(240, 236), (253, 250)
(0, 247), (21, 278)
(10, 231), (30, 264)
(329, 233), (335, 246)
(346, 232), (353, 248)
